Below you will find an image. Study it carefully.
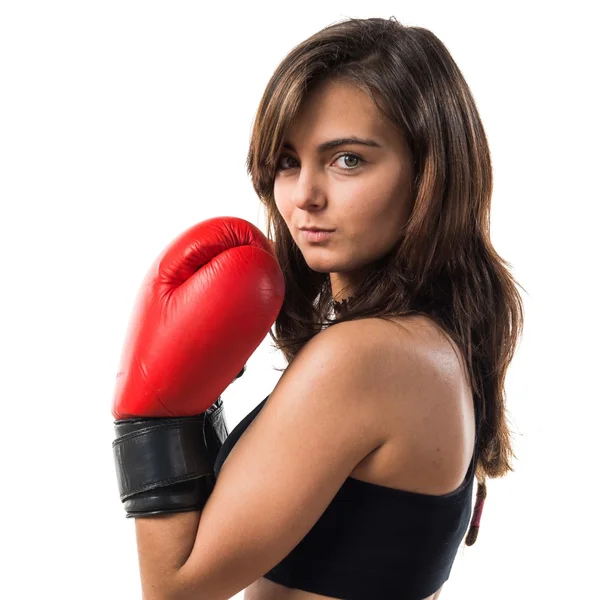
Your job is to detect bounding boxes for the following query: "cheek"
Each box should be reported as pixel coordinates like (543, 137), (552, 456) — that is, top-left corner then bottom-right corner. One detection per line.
(274, 176), (291, 205)
(342, 186), (393, 230)
(273, 190), (296, 242)
(367, 168), (411, 225)
(273, 186), (289, 222)
(343, 186), (408, 249)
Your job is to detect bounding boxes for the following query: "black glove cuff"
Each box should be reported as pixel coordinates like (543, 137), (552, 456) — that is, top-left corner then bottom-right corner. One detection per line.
(122, 477), (217, 519)
(113, 399), (228, 518)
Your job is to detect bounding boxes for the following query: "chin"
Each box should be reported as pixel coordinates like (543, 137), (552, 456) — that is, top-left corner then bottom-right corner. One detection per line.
(304, 261), (332, 273)
(297, 245), (363, 274)
(303, 257), (348, 274)
(299, 255), (334, 272)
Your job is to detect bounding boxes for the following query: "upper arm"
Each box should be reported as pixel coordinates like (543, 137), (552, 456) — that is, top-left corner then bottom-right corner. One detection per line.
(174, 320), (392, 600)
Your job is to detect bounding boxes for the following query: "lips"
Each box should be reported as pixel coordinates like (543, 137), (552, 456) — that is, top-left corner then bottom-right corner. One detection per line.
(300, 229), (334, 243)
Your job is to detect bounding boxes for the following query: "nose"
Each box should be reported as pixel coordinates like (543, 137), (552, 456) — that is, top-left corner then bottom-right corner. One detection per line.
(291, 167), (326, 210)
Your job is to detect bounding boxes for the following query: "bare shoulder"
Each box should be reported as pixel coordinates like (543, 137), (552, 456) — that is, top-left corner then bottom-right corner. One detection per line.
(317, 314), (469, 384)
(287, 317), (408, 391)
(324, 314), (476, 494)
(369, 313), (473, 419)
(299, 313), (469, 390)
(285, 313), (474, 458)
(372, 314), (476, 493)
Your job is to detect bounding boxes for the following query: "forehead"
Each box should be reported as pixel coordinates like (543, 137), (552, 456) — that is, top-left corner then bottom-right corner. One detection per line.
(284, 78), (393, 146)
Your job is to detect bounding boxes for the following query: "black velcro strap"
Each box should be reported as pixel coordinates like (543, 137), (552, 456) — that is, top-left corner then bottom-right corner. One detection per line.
(112, 416), (212, 502)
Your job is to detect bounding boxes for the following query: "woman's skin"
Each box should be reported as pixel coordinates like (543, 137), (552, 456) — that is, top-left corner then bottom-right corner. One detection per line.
(243, 79), (469, 600)
(134, 77), (473, 600)
(274, 77), (415, 302)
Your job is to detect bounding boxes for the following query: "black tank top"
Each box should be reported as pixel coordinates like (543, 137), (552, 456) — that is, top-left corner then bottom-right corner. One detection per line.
(214, 394), (480, 600)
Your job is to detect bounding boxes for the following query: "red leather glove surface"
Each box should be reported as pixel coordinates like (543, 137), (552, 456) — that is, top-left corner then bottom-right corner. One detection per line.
(112, 216), (285, 420)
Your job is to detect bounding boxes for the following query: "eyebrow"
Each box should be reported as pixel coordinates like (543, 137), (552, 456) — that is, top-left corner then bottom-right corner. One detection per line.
(282, 136), (383, 153)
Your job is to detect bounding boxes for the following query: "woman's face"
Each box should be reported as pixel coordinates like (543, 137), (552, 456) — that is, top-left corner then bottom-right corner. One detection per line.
(273, 78), (414, 298)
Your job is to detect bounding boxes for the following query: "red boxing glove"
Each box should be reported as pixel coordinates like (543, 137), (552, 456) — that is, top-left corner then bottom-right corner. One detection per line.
(112, 216), (284, 518)
(112, 216), (284, 419)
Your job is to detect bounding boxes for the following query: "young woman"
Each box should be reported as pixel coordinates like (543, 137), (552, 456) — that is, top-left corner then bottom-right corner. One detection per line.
(113, 16), (523, 600)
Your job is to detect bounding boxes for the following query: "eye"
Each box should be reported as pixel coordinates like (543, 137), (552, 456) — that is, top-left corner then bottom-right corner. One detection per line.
(334, 153), (364, 170)
(276, 153), (365, 172)
(276, 154), (299, 171)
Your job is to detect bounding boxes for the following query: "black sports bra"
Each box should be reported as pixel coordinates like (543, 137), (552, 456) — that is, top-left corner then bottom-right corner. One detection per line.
(214, 394), (480, 600)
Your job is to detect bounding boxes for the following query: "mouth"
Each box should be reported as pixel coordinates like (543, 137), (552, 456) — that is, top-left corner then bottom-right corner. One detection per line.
(299, 229), (334, 243)
(299, 227), (335, 232)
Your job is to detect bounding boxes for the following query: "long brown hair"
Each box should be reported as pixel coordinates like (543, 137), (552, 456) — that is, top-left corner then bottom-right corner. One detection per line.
(246, 16), (524, 544)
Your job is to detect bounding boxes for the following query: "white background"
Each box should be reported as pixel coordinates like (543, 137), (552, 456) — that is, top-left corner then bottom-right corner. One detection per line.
(1, 1), (597, 599)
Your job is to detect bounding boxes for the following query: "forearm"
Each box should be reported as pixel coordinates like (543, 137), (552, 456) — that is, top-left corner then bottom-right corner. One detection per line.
(135, 511), (201, 600)
(113, 412), (219, 599)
